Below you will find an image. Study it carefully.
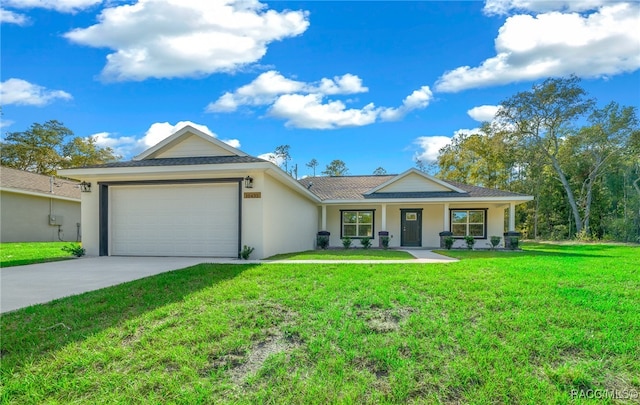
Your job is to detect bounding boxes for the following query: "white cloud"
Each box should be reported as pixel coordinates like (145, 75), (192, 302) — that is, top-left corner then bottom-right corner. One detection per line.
(0, 78), (72, 106)
(0, 8), (29, 24)
(209, 71), (431, 129)
(413, 136), (453, 163)
(380, 86), (433, 121)
(413, 128), (486, 164)
(483, 0), (611, 16)
(3, 0), (101, 13)
(467, 105), (500, 122)
(257, 152), (283, 166)
(435, 3), (640, 92)
(64, 0), (309, 81)
(269, 94), (379, 129)
(91, 120), (240, 158)
(0, 119), (15, 129)
(206, 70), (368, 112)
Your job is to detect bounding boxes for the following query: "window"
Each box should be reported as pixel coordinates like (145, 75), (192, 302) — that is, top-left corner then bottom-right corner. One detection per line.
(341, 210), (374, 238)
(450, 209), (486, 238)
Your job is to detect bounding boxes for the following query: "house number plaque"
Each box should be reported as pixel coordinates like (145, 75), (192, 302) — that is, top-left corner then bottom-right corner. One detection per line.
(244, 192), (262, 199)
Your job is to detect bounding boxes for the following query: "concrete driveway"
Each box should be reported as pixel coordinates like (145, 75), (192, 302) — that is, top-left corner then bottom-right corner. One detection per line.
(0, 256), (234, 313)
(1, 251), (456, 313)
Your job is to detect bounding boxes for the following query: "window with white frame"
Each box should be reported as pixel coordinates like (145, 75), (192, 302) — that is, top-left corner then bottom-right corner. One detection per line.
(341, 210), (374, 238)
(451, 209), (486, 238)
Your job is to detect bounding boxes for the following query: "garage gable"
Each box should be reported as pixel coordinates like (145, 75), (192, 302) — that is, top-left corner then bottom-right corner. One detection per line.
(134, 125), (247, 160)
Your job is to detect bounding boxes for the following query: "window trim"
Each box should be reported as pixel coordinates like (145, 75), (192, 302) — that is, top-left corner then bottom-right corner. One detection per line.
(449, 208), (487, 239)
(340, 209), (375, 239)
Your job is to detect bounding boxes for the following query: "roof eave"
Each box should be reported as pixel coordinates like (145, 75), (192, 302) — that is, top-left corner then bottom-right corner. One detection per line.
(318, 196), (534, 204)
(0, 187), (81, 202)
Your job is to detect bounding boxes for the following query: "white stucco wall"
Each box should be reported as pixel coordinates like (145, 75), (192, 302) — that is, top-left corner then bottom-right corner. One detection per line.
(0, 191), (81, 243)
(262, 173), (318, 258)
(78, 179), (100, 256)
(241, 172), (264, 260)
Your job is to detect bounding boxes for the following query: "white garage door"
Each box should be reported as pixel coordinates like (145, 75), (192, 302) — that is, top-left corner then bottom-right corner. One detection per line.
(110, 183), (238, 257)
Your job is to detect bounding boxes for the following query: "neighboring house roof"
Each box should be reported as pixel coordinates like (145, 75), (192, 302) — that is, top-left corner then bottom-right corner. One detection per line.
(72, 155), (266, 169)
(0, 166), (81, 200)
(298, 173), (530, 201)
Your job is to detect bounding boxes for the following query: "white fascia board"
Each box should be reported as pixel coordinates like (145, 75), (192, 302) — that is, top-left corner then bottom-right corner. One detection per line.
(0, 187), (80, 202)
(59, 161), (273, 179)
(319, 196), (534, 205)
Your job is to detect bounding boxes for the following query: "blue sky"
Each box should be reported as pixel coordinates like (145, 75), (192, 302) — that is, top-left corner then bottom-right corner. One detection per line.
(1, 0), (639, 177)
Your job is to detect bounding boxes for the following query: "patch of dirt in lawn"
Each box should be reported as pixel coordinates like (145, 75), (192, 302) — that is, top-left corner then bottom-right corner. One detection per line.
(202, 301), (302, 384)
(357, 305), (413, 333)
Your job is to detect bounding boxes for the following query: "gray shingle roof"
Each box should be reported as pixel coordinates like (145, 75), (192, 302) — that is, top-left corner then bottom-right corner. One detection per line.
(0, 166), (81, 200)
(298, 175), (529, 201)
(74, 155), (267, 169)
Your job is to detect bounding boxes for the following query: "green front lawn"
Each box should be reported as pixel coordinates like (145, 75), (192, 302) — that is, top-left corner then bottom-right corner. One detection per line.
(267, 248), (415, 260)
(1, 244), (638, 403)
(0, 242), (76, 267)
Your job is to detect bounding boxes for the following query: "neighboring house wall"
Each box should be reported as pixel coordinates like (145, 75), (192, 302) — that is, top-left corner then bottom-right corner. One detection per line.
(0, 191), (81, 242)
(262, 174), (318, 258)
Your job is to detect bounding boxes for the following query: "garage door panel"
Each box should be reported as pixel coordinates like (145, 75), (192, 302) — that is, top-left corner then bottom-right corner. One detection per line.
(110, 183), (238, 257)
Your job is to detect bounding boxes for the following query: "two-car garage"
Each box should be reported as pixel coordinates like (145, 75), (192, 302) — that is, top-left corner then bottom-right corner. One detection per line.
(106, 181), (240, 257)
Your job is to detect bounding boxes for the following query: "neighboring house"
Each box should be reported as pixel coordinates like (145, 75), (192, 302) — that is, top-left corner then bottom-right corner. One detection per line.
(59, 125), (532, 259)
(0, 166), (81, 243)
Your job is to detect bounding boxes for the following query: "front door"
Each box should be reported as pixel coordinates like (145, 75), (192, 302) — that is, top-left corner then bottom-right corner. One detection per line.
(401, 209), (422, 247)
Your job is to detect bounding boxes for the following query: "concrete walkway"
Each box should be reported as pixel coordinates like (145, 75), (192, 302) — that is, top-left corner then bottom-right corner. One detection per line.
(1, 251), (456, 313)
(264, 249), (458, 264)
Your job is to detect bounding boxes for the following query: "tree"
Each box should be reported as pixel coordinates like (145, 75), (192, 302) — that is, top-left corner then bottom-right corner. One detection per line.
(1, 120), (120, 174)
(1, 120), (72, 175)
(63, 136), (121, 168)
(565, 102), (638, 233)
(496, 75), (595, 234)
(274, 145), (291, 173)
(373, 167), (387, 175)
(306, 158), (319, 176)
(322, 159), (349, 176)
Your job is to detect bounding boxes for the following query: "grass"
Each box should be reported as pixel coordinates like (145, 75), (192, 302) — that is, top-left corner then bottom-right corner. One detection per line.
(266, 248), (415, 260)
(0, 242), (76, 267)
(1, 243), (639, 403)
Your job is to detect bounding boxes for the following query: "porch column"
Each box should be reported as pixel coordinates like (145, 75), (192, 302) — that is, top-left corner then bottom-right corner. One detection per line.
(321, 205), (327, 230)
(509, 202), (516, 231)
(381, 203), (387, 230)
(443, 203), (450, 231)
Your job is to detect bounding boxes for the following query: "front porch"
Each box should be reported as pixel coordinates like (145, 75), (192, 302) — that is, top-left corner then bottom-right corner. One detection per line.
(317, 201), (521, 249)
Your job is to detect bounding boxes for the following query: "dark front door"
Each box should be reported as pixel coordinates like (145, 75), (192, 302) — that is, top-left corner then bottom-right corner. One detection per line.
(401, 209), (422, 247)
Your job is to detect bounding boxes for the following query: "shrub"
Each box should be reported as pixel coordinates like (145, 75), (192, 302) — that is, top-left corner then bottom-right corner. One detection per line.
(490, 236), (501, 250)
(508, 236), (520, 250)
(62, 244), (85, 257)
(317, 236), (330, 250)
(380, 236), (390, 249)
(444, 236), (454, 250)
(240, 245), (255, 260)
(342, 237), (352, 249)
(360, 237), (372, 249)
(464, 235), (475, 250)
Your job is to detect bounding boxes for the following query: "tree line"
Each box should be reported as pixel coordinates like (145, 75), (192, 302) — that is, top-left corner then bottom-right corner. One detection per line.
(426, 76), (639, 242)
